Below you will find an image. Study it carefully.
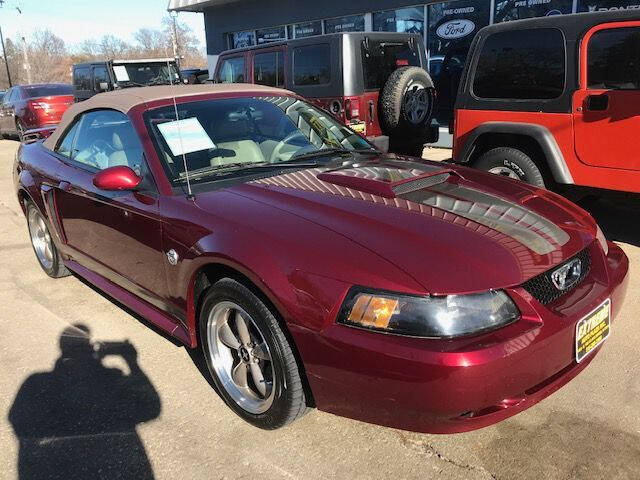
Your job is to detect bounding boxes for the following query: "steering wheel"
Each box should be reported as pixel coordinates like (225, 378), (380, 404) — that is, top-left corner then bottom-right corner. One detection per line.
(269, 130), (308, 163)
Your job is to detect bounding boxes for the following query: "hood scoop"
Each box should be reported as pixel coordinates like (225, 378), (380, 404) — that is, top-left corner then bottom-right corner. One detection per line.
(317, 166), (458, 199)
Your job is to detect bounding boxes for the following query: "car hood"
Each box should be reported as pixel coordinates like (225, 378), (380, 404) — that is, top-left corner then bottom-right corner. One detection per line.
(208, 156), (596, 294)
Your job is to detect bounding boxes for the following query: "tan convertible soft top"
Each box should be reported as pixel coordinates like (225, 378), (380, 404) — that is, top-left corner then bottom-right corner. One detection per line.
(43, 83), (291, 150)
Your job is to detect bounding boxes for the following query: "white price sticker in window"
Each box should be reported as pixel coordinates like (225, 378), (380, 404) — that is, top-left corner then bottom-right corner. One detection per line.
(157, 117), (216, 156)
(113, 65), (130, 82)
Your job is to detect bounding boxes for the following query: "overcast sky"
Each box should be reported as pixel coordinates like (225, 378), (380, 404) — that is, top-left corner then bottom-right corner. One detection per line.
(0, 0), (206, 49)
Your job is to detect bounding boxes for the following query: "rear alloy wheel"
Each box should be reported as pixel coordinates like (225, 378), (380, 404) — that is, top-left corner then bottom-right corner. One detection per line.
(200, 278), (308, 429)
(16, 120), (25, 142)
(26, 202), (70, 278)
(474, 147), (546, 188)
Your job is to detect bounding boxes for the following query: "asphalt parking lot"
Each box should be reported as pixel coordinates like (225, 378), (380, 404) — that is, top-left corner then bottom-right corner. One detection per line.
(1, 138), (639, 480)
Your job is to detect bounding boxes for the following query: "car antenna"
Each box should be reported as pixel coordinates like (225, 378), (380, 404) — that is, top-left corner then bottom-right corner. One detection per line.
(167, 60), (195, 200)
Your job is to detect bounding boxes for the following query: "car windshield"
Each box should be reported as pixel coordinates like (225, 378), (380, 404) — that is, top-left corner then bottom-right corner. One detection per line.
(23, 84), (73, 97)
(114, 63), (181, 87)
(145, 96), (374, 186)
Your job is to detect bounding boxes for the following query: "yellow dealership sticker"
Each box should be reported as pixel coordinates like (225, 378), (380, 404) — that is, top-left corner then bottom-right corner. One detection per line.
(350, 122), (366, 134)
(576, 299), (611, 363)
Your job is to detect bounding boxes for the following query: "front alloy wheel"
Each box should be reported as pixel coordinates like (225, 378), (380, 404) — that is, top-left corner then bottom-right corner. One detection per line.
(199, 278), (309, 429)
(26, 202), (69, 278)
(207, 301), (275, 414)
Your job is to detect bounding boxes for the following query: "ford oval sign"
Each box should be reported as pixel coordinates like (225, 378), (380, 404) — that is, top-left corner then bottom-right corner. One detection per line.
(436, 19), (475, 40)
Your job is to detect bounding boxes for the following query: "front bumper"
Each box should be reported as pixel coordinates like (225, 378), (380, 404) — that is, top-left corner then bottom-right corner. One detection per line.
(297, 241), (628, 434)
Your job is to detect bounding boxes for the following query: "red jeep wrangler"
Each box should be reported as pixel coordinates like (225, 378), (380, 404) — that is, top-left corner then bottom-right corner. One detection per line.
(452, 11), (640, 194)
(214, 32), (438, 156)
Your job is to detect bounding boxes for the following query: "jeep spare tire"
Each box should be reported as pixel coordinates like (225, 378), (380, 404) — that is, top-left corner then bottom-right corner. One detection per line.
(380, 66), (435, 140)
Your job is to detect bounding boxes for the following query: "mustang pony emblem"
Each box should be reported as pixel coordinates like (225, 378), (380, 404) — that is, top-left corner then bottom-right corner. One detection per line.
(551, 258), (582, 290)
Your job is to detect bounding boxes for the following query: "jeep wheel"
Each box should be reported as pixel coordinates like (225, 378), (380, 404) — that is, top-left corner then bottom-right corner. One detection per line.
(380, 66), (435, 144)
(474, 147), (545, 188)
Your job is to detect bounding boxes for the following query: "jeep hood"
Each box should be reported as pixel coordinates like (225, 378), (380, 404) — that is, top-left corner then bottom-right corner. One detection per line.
(225, 157), (596, 294)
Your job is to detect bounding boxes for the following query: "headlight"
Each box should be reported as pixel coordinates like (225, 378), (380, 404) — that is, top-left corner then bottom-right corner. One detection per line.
(339, 289), (520, 338)
(596, 224), (608, 256)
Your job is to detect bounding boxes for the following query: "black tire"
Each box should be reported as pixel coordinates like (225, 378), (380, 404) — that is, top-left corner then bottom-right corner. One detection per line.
(388, 137), (425, 158)
(25, 202), (70, 278)
(380, 66), (435, 142)
(199, 278), (309, 429)
(473, 147), (546, 188)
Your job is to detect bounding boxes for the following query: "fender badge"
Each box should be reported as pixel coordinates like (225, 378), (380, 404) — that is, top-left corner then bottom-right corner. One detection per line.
(166, 249), (179, 266)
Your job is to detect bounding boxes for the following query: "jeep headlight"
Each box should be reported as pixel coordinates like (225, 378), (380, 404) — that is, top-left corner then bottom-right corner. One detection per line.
(339, 289), (520, 338)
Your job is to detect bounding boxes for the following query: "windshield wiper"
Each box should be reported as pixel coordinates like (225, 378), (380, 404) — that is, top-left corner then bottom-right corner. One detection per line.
(118, 80), (147, 88)
(176, 161), (321, 183)
(290, 148), (376, 161)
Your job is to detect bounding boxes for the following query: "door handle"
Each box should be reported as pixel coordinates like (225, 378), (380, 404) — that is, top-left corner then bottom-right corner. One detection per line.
(58, 181), (71, 192)
(586, 94), (609, 112)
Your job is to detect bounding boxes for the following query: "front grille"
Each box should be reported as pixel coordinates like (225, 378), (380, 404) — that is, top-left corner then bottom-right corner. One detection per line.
(522, 248), (592, 305)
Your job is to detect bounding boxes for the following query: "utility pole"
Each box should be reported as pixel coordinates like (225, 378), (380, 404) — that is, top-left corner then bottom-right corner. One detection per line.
(170, 10), (180, 69)
(20, 34), (30, 83)
(0, 24), (11, 87)
(16, 6), (30, 84)
(0, 0), (12, 87)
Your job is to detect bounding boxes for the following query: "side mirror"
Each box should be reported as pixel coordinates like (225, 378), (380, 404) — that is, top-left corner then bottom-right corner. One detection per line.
(98, 82), (109, 91)
(93, 166), (141, 191)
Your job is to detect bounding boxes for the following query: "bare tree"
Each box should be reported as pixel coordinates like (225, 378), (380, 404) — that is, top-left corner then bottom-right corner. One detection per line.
(0, 38), (24, 88)
(98, 35), (131, 59)
(161, 15), (205, 67)
(28, 30), (69, 83)
(133, 28), (169, 57)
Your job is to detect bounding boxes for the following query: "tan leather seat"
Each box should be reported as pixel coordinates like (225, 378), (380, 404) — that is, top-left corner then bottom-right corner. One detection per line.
(109, 130), (143, 168)
(210, 118), (265, 166)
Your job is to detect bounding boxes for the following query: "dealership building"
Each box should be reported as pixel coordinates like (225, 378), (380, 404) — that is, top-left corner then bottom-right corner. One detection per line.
(169, 0), (640, 145)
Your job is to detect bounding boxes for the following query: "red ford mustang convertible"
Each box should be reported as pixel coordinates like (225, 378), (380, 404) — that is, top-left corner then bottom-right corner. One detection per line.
(13, 84), (628, 433)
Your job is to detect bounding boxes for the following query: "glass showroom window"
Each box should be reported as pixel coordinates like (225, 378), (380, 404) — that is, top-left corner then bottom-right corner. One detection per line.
(324, 15), (365, 34)
(295, 20), (323, 38)
(256, 26), (286, 44)
(231, 31), (256, 49)
(373, 7), (424, 35)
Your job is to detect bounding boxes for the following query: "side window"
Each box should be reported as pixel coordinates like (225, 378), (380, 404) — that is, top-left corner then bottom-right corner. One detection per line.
(216, 57), (245, 83)
(2, 88), (13, 105)
(74, 67), (91, 90)
(254, 51), (284, 87)
(473, 28), (565, 100)
(60, 110), (145, 172)
(588, 27), (640, 90)
(10, 88), (21, 101)
(293, 44), (330, 86)
(93, 66), (110, 91)
(55, 121), (81, 158)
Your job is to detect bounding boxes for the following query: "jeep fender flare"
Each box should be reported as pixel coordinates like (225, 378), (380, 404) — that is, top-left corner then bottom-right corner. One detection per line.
(458, 122), (574, 184)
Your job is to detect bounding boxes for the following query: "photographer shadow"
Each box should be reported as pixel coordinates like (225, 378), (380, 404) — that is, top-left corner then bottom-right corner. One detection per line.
(8, 324), (160, 480)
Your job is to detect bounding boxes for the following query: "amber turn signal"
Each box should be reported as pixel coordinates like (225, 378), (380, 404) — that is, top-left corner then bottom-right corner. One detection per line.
(347, 294), (399, 329)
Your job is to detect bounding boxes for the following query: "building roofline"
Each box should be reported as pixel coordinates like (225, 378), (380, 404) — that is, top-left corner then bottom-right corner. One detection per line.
(167, 0), (242, 12)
